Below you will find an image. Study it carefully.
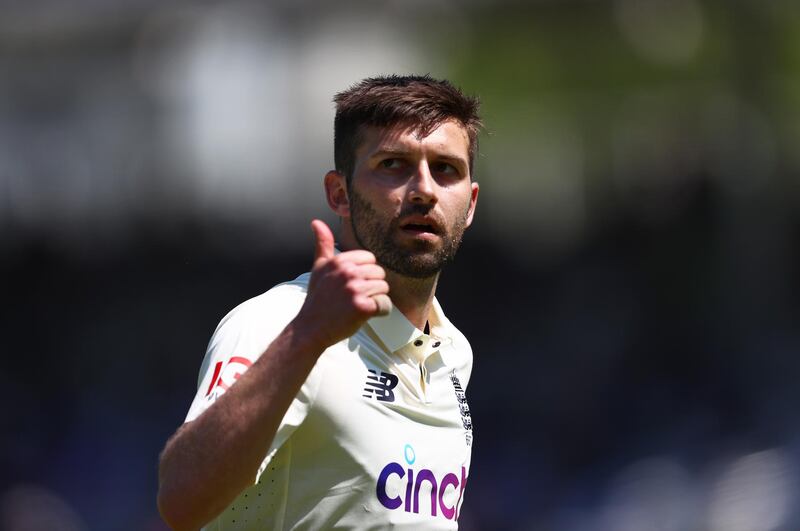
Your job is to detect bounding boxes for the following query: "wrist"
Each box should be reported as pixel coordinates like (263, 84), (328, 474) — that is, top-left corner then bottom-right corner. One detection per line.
(284, 313), (333, 358)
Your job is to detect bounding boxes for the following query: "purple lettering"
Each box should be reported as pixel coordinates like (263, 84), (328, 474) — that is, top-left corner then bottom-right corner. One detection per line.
(438, 472), (459, 520)
(376, 459), (469, 520)
(376, 462), (404, 509)
(404, 468), (414, 512)
(413, 469), (438, 516)
(454, 466), (468, 520)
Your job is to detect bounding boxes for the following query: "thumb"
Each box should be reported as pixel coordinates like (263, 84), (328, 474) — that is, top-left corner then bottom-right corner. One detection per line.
(311, 219), (335, 263)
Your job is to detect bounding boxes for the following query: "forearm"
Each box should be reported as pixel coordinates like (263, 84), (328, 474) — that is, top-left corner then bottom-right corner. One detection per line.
(158, 221), (390, 530)
(157, 319), (326, 531)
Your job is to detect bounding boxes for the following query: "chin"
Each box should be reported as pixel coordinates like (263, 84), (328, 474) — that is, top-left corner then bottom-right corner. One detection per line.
(395, 255), (447, 279)
(396, 236), (439, 253)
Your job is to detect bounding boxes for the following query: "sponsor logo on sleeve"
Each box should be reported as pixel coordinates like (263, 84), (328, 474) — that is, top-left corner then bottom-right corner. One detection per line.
(204, 356), (253, 399)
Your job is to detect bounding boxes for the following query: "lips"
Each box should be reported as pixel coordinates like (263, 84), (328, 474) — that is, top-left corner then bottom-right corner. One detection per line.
(402, 223), (435, 234)
(399, 215), (441, 235)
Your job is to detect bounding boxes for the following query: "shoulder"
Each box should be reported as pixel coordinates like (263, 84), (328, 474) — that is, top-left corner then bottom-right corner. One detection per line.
(237, 272), (310, 313)
(204, 272), (312, 361)
(218, 273), (311, 330)
(433, 298), (474, 387)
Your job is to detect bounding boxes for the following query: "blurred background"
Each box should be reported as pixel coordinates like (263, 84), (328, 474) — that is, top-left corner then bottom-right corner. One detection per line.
(2, 0), (799, 529)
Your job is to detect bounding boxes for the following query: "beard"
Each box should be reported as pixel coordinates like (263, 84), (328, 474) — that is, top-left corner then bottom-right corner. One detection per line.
(348, 187), (470, 279)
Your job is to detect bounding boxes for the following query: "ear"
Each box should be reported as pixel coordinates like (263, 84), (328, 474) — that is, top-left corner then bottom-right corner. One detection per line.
(324, 170), (350, 218)
(464, 181), (479, 228)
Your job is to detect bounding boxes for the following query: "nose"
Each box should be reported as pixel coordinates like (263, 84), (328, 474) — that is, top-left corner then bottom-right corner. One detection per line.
(407, 162), (438, 205)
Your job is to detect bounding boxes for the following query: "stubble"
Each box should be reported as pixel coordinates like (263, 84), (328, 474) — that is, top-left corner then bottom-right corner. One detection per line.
(348, 187), (469, 279)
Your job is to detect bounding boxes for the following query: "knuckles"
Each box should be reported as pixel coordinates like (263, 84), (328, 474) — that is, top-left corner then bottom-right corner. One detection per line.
(307, 251), (387, 324)
(344, 279), (362, 296)
(338, 261), (357, 277)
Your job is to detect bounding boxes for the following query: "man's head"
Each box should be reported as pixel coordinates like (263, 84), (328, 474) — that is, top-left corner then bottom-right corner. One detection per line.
(326, 75), (481, 279)
(333, 74), (482, 184)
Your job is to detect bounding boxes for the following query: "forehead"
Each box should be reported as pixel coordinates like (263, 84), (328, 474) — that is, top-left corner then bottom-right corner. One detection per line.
(355, 120), (470, 160)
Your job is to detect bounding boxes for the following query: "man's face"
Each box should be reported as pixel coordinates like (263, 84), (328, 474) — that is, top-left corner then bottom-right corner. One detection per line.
(345, 120), (479, 278)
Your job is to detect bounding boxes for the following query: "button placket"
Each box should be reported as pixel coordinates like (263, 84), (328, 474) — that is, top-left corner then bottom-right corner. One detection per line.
(406, 332), (449, 401)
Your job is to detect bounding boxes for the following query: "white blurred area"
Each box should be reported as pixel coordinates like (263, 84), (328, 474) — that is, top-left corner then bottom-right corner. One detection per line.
(134, 5), (429, 243)
(0, 2), (443, 254)
(708, 449), (797, 531)
(0, 0), (792, 261)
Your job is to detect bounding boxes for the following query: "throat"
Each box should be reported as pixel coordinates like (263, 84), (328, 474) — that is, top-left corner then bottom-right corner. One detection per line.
(385, 270), (438, 331)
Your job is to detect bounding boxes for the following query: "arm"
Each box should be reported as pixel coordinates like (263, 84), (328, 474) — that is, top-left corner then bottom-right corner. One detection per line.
(157, 220), (391, 531)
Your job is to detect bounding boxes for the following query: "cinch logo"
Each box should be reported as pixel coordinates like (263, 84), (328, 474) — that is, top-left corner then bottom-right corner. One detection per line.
(375, 445), (468, 520)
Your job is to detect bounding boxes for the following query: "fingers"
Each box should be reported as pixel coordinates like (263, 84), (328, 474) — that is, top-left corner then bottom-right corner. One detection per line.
(348, 274), (389, 305)
(310, 220), (379, 267)
(352, 263), (385, 280)
(304, 218), (392, 342)
(334, 250), (378, 266)
(311, 219), (335, 264)
(372, 294), (393, 316)
(350, 279), (389, 297)
(354, 292), (392, 316)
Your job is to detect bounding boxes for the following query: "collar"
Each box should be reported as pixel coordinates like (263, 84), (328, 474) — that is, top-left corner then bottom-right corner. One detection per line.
(367, 296), (454, 355)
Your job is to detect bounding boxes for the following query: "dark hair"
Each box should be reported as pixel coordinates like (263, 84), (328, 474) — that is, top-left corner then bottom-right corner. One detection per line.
(333, 74), (482, 181)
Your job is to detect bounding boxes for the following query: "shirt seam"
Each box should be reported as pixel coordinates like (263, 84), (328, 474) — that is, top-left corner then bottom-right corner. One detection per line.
(276, 440), (291, 531)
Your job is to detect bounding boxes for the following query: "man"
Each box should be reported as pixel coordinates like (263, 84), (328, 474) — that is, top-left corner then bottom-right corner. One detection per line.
(158, 74), (481, 530)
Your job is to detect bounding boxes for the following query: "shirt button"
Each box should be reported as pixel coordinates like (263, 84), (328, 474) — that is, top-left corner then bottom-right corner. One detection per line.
(414, 339), (423, 347)
(433, 341), (441, 348)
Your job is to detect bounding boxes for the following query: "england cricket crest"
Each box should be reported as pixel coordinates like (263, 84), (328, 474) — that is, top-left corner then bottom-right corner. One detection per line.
(449, 369), (473, 446)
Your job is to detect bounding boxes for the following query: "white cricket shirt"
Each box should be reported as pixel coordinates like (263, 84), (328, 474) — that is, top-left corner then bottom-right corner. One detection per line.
(185, 272), (474, 530)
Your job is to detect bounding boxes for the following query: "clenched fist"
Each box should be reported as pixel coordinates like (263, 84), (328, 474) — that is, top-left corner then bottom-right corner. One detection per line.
(293, 219), (392, 350)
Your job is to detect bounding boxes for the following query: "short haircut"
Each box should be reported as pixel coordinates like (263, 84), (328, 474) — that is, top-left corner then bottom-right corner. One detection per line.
(333, 74), (482, 182)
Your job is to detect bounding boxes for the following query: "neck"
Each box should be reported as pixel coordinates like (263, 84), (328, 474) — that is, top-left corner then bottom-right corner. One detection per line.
(385, 270), (439, 331)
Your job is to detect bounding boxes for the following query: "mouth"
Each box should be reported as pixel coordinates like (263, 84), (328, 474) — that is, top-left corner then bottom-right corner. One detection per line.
(402, 223), (435, 234)
(398, 216), (442, 239)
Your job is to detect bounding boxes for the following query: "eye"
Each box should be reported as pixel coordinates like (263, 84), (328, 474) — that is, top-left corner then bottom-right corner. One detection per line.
(431, 161), (458, 175)
(380, 158), (403, 169)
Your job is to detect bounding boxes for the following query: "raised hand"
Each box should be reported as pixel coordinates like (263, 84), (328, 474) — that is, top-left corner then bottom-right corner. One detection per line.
(294, 219), (392, 349)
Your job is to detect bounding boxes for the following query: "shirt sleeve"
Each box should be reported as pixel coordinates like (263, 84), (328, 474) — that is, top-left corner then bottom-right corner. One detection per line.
(183, 278), (322, 477)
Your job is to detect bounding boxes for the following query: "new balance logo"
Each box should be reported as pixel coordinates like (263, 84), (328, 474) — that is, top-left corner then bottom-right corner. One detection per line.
(363, 369), (399, 402)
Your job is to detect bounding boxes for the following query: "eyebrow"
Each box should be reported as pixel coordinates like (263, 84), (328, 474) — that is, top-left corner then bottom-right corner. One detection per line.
(370, 148), (468, 168)
(370, 148), (411, 159)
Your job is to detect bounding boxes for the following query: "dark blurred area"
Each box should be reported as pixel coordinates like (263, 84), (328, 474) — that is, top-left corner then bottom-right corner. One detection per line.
(2, 1), (799, 530)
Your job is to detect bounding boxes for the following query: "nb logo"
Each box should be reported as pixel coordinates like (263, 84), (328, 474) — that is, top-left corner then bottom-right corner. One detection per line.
(362, 369), (399, 402)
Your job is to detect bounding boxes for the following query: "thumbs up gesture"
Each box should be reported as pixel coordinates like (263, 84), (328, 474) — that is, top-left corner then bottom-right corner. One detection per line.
(295, 219), (392, 350)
